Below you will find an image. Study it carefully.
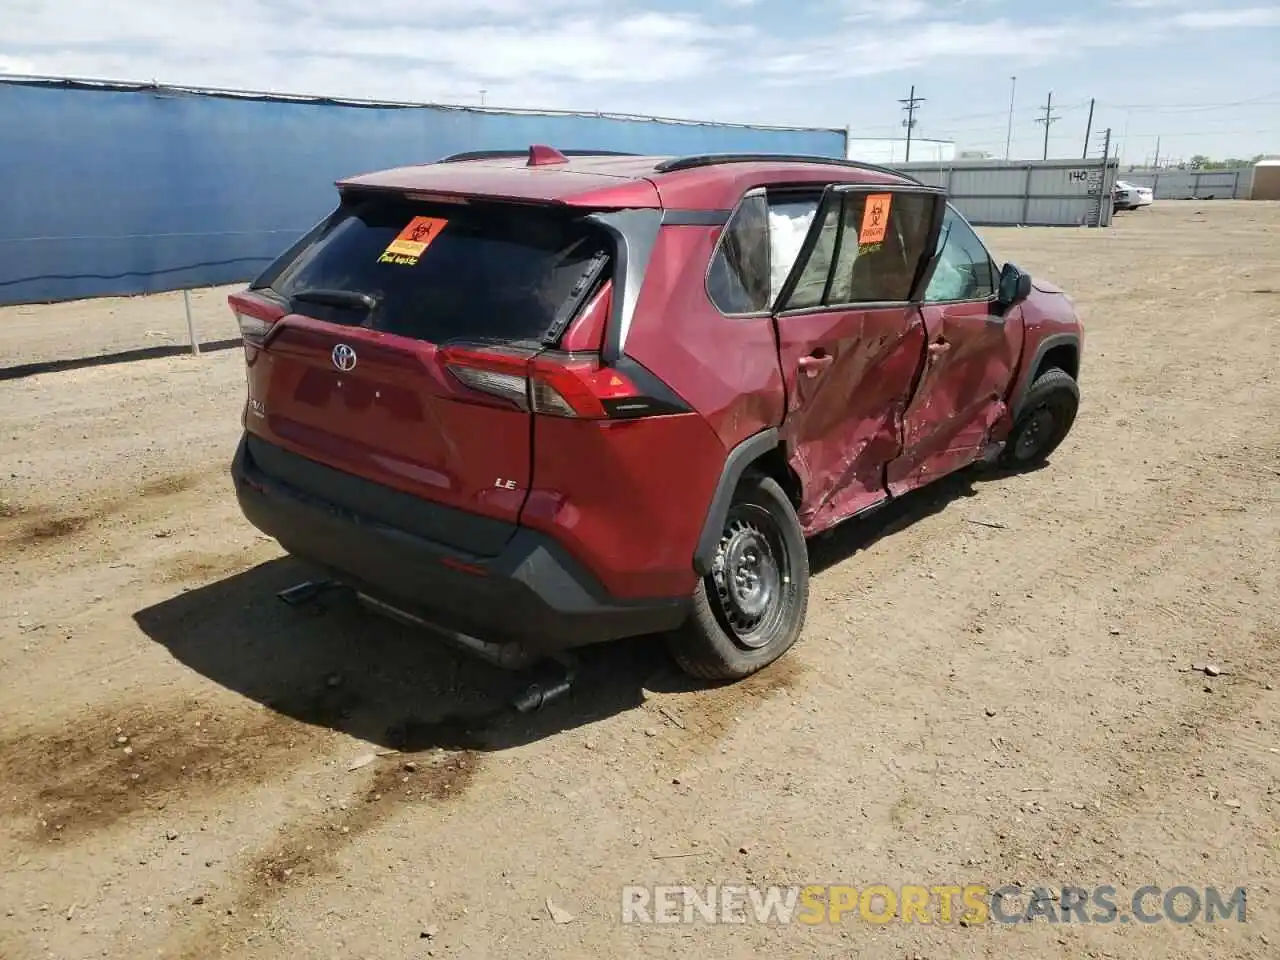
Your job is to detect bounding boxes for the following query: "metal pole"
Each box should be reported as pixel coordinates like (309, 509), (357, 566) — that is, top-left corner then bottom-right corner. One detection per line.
(1082, 98), (1095, 159)
(183, 288), (200, 356)
(1004, 76), (1016, 160)
(1021, 164), (1033, 225)
(1099, 127), (1112, 227)
(1153, 135), (1161, 170)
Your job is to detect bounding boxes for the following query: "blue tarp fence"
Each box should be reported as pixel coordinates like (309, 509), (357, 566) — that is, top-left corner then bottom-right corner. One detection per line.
(0, 78), (846, 305)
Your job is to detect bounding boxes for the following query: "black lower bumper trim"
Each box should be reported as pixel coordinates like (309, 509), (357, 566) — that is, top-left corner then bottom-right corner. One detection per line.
(231, 435), (690, 653)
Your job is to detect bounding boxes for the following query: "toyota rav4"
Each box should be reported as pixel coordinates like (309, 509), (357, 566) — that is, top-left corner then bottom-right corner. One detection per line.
(230, 146), (1083, 680)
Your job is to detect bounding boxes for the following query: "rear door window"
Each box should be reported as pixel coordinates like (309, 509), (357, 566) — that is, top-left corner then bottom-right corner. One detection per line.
(269, 197), (611, 345)
(779, 189), (936, 310)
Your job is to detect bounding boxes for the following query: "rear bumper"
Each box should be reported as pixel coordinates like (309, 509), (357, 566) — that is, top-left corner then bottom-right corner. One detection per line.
(231, 435), (690, 658)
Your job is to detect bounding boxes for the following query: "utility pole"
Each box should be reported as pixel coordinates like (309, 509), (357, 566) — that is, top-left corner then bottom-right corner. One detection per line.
(1035, 91), (1061, 160)
(1005, 76), (1017, 160)
(479, 89), (488, 107)
(1153, 135), (1161, 169)
(899, 85), (925, 162)
(1081, 97), (1095, 159)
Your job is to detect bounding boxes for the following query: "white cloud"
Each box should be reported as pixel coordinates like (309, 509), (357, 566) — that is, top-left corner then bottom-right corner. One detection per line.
(4, 0), (1277, 122)
(762, 3), (1280, 83)
(0, 55), (38, 74)
(1173, 7), (1280, 28)
(4, 0), (741, 106)
(842, 0), (933, 20)
(761, 18), (1116, 80)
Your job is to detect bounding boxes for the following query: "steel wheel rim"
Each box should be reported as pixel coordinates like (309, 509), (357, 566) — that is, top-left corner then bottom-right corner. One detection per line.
(1015, 405), (1056, 460)
(709, 503), (791, 650)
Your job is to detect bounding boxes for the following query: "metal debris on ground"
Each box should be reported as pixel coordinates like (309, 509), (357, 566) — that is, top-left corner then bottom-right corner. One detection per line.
(545, 899), (574, 924)
(965, 519), (1008, 530)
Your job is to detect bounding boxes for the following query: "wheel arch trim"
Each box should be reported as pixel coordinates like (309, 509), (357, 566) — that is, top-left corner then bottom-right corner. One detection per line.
(1012, 332), (1080, 420)
(693, 428), (780, 576)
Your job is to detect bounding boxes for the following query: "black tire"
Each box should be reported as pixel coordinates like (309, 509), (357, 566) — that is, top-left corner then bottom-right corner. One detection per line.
(1002, 367), (1080, 468)
(667, 471), (809, 681)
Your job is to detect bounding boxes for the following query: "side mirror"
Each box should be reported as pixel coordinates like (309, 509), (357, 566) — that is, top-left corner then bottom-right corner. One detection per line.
(998, 262), (1033, 306)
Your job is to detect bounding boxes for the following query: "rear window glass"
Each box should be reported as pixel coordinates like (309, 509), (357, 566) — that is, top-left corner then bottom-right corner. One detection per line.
(270, 197), (611, 345)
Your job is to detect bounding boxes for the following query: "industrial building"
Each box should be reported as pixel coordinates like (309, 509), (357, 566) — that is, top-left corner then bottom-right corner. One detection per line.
(845, 136), (956, 165)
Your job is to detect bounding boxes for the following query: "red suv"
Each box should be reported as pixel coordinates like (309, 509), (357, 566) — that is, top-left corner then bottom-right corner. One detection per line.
(230, 147), (1082, 680)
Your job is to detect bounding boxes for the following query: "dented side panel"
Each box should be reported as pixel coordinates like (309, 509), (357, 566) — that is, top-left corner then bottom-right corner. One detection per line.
(622, 224), (786, 452)
(774, 306), (925, 535)
(887, 300), (1024, 495)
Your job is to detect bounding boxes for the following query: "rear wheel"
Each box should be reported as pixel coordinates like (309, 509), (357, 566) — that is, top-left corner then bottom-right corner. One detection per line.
(1002, 367), (1079, 467)
(667, 471), (808, 680)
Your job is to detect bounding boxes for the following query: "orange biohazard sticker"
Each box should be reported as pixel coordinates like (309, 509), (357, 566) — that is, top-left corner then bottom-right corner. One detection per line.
(858, 194), (892, 245)
(379, 216), (448, 265)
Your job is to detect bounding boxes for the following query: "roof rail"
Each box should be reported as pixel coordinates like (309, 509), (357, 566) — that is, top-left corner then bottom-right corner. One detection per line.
(652, 153), (922, 184)
(439, 148), (640, 163)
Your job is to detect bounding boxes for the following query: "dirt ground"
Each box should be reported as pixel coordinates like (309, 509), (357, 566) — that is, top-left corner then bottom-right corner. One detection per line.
(1, 201), (1277, 960)
(0, 284), (243, 373)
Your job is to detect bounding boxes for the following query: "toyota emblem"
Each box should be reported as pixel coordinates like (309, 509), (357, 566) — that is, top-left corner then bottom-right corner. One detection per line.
(332, 343), (357, 372)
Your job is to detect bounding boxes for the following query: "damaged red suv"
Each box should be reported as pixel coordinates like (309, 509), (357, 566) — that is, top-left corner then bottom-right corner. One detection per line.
(230, 147), (1082, 680)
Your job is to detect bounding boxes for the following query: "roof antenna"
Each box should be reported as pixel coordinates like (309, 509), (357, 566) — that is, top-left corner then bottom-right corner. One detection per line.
(527, 144), (569, 167)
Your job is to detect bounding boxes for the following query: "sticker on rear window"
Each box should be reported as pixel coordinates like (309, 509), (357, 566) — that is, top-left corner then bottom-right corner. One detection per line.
(858, 194), (892, 245)
(378, 216), (448, 265)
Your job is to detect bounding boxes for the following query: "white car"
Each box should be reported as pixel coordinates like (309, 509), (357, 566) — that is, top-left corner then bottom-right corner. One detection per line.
(1113, 180), (1154, 211)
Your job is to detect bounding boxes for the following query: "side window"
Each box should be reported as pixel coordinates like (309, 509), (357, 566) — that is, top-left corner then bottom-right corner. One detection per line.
(706, 193), (771, 314)
(923, 206), (996, 302)
(707, 191), (824, 315)
(765, 197), (820, 302)
(779, 190), (935, 311)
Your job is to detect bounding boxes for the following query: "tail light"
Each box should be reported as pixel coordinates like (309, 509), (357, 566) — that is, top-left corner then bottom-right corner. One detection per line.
(236, 312), (274, 345)
(440, 346), (687, 420)
(228, 292), (285, 348)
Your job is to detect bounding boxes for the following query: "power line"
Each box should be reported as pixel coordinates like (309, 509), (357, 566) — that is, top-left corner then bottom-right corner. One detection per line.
(848, 94), (1278, 139)
(1105, 91), (1280, 112)
(899, 84), (925, 162)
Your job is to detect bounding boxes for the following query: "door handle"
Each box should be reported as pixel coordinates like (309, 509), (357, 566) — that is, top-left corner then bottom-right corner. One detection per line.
(927, 339), (951, 358)
(798, 353), (834, 377)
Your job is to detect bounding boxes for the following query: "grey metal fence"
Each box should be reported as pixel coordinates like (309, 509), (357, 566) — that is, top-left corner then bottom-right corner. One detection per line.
(1117, 168), (1254, 200)
(891, 158), (1120, 227)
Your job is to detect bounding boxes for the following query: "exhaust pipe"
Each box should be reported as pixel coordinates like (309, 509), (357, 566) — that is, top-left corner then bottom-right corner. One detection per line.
(283, 586), (576, 712)
(355, 592), (535, 671)
(511, 654), (579, 713)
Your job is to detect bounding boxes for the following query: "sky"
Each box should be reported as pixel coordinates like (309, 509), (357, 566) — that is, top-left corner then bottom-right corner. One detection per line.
(2, 0), (1278, 163)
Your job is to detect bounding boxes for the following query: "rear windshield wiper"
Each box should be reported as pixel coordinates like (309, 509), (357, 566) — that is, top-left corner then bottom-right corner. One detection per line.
(290, 288), (380, 312)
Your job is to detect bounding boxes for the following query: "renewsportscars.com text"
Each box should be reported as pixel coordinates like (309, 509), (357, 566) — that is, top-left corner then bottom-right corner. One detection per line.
(620, 884), (1247, 925)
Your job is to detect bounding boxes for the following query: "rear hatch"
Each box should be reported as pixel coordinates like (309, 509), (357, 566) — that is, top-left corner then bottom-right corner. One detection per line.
(234, 192), (613, 555)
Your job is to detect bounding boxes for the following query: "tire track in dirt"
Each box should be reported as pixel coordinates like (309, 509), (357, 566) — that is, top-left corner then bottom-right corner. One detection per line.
(0, 469), (207, 554)
(628, 652), (808, 766)
(168, 748), (481, 960)
(0, 696), (334, 846)
(155, 546), (278, 586)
